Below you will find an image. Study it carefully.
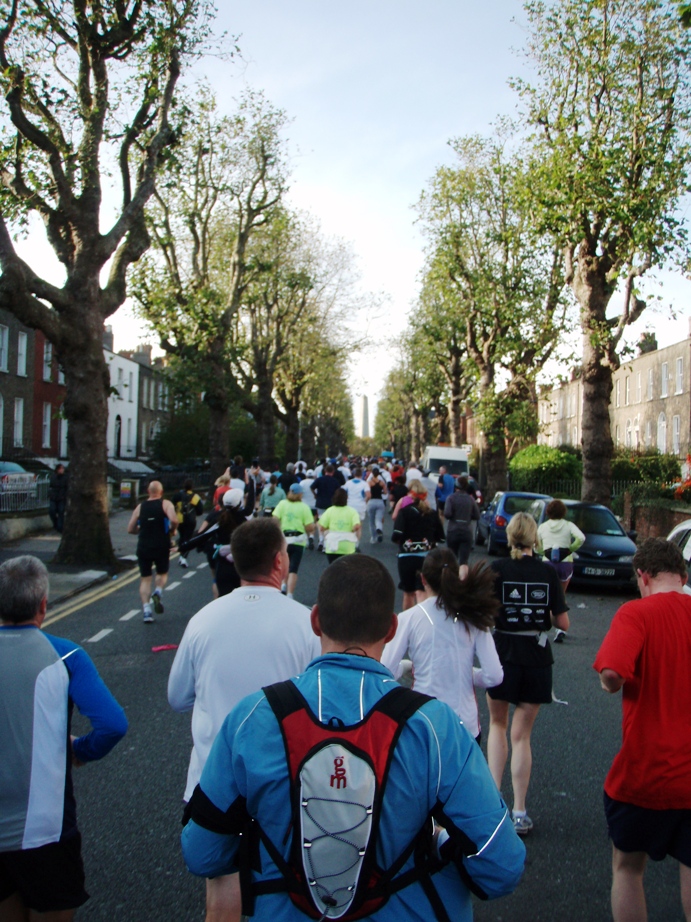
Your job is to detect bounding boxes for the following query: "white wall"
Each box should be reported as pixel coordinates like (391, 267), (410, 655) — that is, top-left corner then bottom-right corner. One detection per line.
(104, 349), (140, 459)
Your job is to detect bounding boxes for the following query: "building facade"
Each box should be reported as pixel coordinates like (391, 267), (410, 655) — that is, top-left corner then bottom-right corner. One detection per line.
(538, 333), (691, 457)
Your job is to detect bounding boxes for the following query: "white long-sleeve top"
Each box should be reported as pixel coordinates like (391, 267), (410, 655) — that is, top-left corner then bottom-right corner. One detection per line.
(381, 598), (503, 738)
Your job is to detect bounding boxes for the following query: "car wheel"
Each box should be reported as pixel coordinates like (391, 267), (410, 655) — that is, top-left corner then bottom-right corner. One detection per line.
(476, 527), (486, 546)
(487, 533), (497, 556)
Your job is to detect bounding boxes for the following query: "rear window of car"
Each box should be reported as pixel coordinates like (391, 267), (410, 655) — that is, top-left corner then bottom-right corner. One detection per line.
(504, 496), (540, 515)
(567, 506), (624, 536)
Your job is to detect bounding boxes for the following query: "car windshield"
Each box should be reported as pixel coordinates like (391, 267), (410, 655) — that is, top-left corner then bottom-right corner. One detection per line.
(0, 462), (27, 473)
(504, 496), (541, 515)
(567, 506), (624, 536)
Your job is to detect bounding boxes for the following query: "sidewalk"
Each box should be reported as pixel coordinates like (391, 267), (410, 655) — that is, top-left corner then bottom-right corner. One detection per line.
(0, 508), (140, 607)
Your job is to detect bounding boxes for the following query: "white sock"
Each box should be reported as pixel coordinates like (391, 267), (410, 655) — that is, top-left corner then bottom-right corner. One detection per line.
(287, 592), (294, 599)
(153, 587), (162, 597)
(512, 809), (526, 819)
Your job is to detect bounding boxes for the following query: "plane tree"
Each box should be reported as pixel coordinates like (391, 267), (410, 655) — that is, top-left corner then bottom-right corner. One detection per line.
(516, 0), (691, 503)
(417, 133), (567, 496)
(132, 87), (288, 478)
(0, 0), (213, 565)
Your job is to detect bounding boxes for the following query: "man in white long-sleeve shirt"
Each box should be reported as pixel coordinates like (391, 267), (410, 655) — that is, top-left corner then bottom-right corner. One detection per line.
(168, 517), (320, 922)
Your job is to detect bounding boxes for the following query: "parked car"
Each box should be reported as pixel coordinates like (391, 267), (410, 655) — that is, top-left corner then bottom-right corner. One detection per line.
(477, 491), (551, 555)
(529, 498), (637, 586)
(0, 461), (39, 512)
(666, 520), (691, 563)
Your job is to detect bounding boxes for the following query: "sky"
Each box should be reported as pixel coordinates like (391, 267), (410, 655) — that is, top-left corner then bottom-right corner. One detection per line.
(24, 1), (691, 434)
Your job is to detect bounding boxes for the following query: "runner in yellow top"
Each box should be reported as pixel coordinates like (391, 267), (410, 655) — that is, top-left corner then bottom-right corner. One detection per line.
(318, 488), (362, 564)
(272, 484), (316, 598)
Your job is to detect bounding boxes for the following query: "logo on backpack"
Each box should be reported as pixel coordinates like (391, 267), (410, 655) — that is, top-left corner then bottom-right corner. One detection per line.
(330, 755), (347, 789)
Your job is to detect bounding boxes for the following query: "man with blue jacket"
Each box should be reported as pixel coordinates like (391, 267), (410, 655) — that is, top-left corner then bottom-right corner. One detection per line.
(181, 554), (525, 921)
(434, 465), (456, 516)
(0, 555), (128, 920)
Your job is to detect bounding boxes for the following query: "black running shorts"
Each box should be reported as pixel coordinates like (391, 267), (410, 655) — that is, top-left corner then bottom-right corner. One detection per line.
(604, 793), (691, 865)
(0, 833), (88, 912)
(486, 660), (553, 705)
(137, 548), (170, 577)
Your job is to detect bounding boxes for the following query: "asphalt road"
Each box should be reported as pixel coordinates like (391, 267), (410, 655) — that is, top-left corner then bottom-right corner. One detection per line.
(45, 517), (684, 922)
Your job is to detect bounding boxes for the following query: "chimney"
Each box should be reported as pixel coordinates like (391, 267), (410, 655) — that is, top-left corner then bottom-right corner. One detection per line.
(102, 325), (114, 351)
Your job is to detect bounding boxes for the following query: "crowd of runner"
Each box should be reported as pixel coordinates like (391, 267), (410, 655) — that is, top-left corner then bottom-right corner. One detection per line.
(1, 451), (689, 922)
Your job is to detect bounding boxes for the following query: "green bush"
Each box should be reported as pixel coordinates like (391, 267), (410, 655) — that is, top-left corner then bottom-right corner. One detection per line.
(509, 445), (582, 490)
(610, 448), (681, 484)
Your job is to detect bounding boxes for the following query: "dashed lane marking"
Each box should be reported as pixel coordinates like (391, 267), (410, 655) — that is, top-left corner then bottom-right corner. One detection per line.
(119, 609), (139, 621)
(44, 568), (141, 628)
(182, 571), (197, 579)
(87, 629), (113, 643)
(197, 562), (208, 569)
(165, 581), (181, 592)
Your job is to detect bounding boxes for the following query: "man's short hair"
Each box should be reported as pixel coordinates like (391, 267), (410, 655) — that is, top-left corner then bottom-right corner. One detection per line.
(633, 537), (687, 580)
(317, 555), (394, 645)
(0, 555), (49, 624)
(231, 518), (285, 581)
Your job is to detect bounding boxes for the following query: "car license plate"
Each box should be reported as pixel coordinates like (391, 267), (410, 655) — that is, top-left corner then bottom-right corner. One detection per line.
(582, 567), (616, 576)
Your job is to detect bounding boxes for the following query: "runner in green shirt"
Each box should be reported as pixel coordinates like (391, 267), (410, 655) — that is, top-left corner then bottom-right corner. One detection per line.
(318, 488), (362, 564)
(272, 484), (316, 598)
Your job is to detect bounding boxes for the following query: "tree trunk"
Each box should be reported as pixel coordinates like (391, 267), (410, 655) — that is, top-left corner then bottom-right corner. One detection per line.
(255, 383), (277, 469)
(284, 405), (300, 462)
(571, 249), (617, 506)
(482, 425), (508, 498)
(204, 370), (230, 482)
(581, 332), (614, 504)
(53, 321), (116, 568)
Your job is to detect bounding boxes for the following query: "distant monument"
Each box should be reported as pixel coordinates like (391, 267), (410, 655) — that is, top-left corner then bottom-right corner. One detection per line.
(359, 395), (369, 439)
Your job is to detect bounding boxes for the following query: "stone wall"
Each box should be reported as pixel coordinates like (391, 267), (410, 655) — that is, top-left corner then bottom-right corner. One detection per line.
(622, 492), (691, 540)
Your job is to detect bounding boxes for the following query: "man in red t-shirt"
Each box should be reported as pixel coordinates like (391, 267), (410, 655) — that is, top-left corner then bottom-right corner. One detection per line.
(593, 537), (691, 922)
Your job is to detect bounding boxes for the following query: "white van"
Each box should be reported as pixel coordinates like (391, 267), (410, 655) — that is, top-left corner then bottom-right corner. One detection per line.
(421, 446), (470, 482)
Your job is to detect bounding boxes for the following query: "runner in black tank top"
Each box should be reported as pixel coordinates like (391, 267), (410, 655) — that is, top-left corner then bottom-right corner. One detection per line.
(128, 481), (177, 623)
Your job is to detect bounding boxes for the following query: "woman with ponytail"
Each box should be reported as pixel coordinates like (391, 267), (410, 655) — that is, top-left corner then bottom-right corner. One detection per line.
(382, 547), (503, 742)
(486, 512), (570, 837)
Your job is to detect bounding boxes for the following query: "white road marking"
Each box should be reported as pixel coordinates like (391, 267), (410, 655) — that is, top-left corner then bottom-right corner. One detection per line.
(197, 562), (209, 569)
(165, 581), (181, 591)
(120, 609), (139, 621)
(183, 571), (197, 579)
(87, 629), (113, 643)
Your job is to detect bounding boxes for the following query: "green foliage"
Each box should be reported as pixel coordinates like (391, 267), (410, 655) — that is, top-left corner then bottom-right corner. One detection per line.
(610, 448), (681, 484)
(509, 444), (583, 489)
(152, 403), (258, 465)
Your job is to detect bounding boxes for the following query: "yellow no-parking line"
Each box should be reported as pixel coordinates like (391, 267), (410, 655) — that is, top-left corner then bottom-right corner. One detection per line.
(43, 567), (141, 628)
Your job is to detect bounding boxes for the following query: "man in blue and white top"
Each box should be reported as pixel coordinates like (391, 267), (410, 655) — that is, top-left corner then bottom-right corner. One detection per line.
(0, 555), (128, 920)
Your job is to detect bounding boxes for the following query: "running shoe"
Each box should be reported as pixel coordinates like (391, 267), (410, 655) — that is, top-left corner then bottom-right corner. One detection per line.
(179, 556), (188, 568)
(512, 814), (533, 836)
(553, 629), (566, 643)
(152, 591), (164, 615)
(308, 537), (314, 550)
(377, 529), (383, 543)
(318, 543), (324, 553)
(143, 609), (154, 624)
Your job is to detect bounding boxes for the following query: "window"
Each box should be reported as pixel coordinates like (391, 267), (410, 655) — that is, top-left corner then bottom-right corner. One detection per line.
(636, 372), (641, 403)
(126, 417), (132, 452)
(625, 377), (630, 406)
(13, 397), (23, 447)
(17, 332), (27, 376)
(141, 378), (148, 408)
(58, 367), (65, 385)
(43, 341), (52, 381)
(615, 425), (621, 446)
(676, 357), (683, 394)
(128, 371), (134, 402)
(0, 325), (8, 372)
(673, 415), (681, 455)
(661, 362), (668, 398)
(572, 426), (578, 446)
(657, 412), (667, 452)
(625, 419), (632, 447)
(648, 368), (654, 400)
(117, 367), (124, 398)
(141, 421), (147, 452)
(646, 419), (652, 447)
(615, 380), (620, 407)
(59, 417), (68, 458)
(42, 402), (51, 448)
(634, 416), (640, 449)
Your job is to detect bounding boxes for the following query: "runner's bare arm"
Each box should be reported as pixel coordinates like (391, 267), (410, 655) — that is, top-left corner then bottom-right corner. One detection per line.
(599, 668), (624, 693)
(127, 505), (141, 534)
